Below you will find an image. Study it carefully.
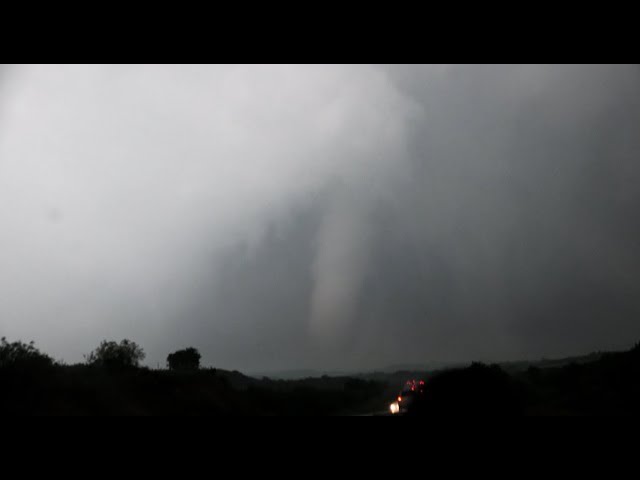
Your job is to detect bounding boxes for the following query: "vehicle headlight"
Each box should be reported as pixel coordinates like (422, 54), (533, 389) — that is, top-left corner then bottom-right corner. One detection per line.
(389, 401), (400, 414)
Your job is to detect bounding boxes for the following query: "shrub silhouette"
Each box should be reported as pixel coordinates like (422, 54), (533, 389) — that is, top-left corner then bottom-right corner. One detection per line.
(407, 363), (523, 415)
(86, 339), (145, 370)
(167, 347), (201, 371)
(0, 337), (53, 370)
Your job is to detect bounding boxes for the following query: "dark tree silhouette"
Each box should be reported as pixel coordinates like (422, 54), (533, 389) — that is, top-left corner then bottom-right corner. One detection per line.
(407, 363), (523, 415)
(85, 339), (145, 370)
(167, 347), (201, 371)
(0, 337), (53, 370)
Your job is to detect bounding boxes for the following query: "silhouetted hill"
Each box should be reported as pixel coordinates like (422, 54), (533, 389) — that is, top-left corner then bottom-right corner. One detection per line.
(399, 343), (640, 415)
(0, 364), (386, 415)
(3, 341), (640, 415)
(517, 343), (640, 415)
(498, 352), (605, 374)
(248, 369), (345, 380)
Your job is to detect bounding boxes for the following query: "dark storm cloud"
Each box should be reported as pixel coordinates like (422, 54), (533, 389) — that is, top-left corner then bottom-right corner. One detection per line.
(1, 65), (639, 371)
(0, 65), (412, 366)
(377, 65), (640, 362)
(184, 65), (640, 370)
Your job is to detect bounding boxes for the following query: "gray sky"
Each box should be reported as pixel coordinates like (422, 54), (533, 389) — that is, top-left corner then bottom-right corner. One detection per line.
(1, 65), (639, 371)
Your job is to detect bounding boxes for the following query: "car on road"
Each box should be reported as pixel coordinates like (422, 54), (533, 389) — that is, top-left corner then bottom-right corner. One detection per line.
(389, 379), (425, 414)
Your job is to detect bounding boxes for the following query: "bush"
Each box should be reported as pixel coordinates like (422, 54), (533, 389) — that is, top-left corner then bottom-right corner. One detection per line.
(86, 339), (145, 370)
(407, 363), (523, 415)
(0, 337), (54, 370)
(167, 347), (201, 371)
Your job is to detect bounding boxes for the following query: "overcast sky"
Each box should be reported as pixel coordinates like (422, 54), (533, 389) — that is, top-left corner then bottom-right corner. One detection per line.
(0, 64), (639, 372)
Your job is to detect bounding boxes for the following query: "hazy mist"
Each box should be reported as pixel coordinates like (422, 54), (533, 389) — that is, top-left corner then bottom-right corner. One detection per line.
(1, 64), (639, 372)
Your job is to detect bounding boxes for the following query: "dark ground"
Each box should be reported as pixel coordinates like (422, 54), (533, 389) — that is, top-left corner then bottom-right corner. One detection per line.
(2, 343), (640, 415)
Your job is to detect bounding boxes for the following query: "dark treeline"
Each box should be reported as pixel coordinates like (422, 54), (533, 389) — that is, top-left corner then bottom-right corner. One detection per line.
(404, 342), (640, 416)
(2, 337), (640, 415)
(0, 337), (385, 415)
